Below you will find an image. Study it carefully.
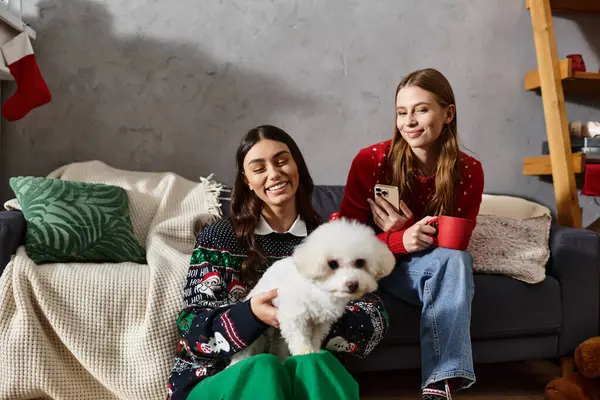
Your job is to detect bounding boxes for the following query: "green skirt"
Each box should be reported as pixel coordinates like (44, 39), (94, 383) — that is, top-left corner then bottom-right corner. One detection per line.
(187, 350), (359, 400)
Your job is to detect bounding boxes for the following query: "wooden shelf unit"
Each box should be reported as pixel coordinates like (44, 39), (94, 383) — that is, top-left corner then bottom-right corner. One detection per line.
(525, 58), (600, 92)
(521, 0), (595, 228)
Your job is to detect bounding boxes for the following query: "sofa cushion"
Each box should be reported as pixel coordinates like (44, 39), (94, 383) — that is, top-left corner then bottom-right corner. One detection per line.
(0, 211), (26, 276)
(312, 185), (346, 221)
(378, 273), (562, 345)
(10, 176), (146, 264)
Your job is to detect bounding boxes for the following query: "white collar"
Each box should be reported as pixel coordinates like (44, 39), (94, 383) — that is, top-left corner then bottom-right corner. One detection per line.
(255, 214), (308, 237)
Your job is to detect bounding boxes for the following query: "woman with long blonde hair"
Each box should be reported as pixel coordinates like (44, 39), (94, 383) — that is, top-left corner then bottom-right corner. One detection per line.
(339, 68), (484, 400)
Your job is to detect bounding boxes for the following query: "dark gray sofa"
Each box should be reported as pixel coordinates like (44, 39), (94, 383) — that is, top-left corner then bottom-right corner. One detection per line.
(1, 185), (598, 375)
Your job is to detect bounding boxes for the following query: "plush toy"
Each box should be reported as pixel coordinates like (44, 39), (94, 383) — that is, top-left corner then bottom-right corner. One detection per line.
(545, 337), (600, 400)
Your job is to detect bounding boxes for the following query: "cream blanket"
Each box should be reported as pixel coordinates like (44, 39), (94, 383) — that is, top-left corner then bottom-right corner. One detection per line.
(468, 195), (552, 284)
(0, 161), (223, 400)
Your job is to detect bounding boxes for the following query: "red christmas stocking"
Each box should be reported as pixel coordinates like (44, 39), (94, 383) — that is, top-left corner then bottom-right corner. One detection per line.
(1, 32), (51, 121)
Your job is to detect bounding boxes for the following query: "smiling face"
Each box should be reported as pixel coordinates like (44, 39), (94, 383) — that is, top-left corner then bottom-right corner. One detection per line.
(242, 139), (300, 212)
(395, 85), (455, 153)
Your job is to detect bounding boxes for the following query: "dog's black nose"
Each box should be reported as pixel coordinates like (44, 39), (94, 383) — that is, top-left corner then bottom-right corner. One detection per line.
(347, 281), (359, 293)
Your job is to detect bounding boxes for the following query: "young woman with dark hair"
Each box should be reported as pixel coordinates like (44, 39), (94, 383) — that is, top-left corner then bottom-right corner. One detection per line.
(168, 125), (389, 400)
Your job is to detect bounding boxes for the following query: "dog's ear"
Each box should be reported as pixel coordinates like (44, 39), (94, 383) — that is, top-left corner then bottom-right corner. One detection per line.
(292, 240), (329, 280)
(372, 240), (396, 280)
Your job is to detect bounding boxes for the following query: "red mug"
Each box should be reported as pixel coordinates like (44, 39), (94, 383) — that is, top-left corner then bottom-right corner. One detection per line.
(566, 54), (586, 72)
(427, 216), (475, 251)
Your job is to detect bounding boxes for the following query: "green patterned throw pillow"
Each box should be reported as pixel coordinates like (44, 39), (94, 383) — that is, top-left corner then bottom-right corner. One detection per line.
(9, 176), (146, 264)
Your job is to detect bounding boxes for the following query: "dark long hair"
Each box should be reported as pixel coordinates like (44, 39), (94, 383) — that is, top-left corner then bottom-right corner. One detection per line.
(230, 125), (322, 288)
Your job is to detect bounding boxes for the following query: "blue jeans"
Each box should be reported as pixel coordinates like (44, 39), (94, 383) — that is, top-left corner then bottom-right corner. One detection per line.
(378, 247), (476, 390)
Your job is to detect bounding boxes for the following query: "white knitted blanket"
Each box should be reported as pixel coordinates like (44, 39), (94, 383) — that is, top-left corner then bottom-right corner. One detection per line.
(0, 161), (223, 400)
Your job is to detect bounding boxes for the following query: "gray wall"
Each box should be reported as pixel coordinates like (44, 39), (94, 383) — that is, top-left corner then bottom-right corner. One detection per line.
(2, 0), (600, 225)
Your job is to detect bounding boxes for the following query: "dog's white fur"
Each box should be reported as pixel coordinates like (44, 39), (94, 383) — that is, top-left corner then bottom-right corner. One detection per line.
(228, 218), (395, 366)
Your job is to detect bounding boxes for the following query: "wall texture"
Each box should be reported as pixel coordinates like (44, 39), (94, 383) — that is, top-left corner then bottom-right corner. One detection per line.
(2, 0), (600, 225)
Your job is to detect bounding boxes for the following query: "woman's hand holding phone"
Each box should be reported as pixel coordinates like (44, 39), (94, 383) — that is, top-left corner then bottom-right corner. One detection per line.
(368, 195), (413, 232)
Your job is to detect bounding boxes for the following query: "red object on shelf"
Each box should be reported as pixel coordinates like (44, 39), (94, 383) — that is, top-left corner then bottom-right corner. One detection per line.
(566, 54), (586, 72)
(582, 164), (600, 196)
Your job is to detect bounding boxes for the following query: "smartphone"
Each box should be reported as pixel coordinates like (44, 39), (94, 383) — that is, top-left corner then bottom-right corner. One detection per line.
(374, 184), (400, 210)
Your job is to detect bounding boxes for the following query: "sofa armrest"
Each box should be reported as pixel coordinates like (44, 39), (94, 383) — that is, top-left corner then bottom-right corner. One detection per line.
(547, 225), (600, 356)
(0, 211), (26, 277)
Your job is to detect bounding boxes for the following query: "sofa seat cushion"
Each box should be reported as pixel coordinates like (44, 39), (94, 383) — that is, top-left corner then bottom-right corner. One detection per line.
(378, 273), (562, 345)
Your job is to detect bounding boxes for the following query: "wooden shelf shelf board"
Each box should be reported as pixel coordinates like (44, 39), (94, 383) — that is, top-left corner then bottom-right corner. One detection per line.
(525, 58), (600, 92)
(523, 152), (585, 176)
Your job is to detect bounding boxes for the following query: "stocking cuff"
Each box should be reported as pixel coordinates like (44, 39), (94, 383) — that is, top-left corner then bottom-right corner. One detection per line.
(2, 32), (34, 65)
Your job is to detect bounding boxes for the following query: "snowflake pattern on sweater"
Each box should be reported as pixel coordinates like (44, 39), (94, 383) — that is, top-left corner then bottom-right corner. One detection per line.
(167, 218), (389, 400)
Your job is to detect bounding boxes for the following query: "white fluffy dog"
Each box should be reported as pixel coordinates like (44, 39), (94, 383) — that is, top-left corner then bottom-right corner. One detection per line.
(228, 218), (395, 366)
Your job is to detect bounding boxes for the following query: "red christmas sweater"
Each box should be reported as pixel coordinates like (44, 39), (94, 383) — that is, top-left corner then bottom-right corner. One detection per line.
(339, 140), (484, 254)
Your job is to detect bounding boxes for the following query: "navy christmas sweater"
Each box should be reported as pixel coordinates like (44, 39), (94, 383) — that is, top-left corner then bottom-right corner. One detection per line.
(167, 218), (389, 400)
